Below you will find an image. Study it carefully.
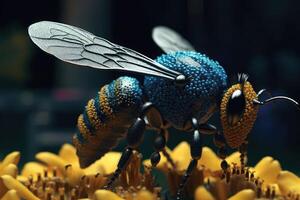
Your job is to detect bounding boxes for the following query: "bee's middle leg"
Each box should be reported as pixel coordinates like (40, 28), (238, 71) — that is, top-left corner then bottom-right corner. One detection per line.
(104, 102), (154, 189)
(176, 118), (203, 200)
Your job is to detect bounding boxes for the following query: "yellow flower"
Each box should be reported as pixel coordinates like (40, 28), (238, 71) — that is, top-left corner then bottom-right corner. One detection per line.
(193, 154), (296, 200)
(193, 173), (259, 200)
(144, 142), (242, 173)
(0, 141), (298, 200)
(94, 189), (156, 200)
(1, 189), (20, 200)
(253, 156), (282, 195)
(144, 142), (243, 197)
(277, 170), (300, 197)
(19, 143), (122, 188)
(254, 156), (281, 184)
(144, 141), (295, 200)
(1, 175), (39, 200)
(0, 175), (157, 200)
(8, 145), (160, 200)
(22, 143), (121, 176)
(195, 187), (256, 200)
(0, 152), (20, 198)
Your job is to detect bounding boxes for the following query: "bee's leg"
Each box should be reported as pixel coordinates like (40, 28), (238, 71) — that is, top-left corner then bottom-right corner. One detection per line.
(150, 128), (176, 169)
(238, 142), (248, 168)
(213, 132), (230, 180)
(146, 105), (176, 169)
(199, 123), (218, 135)
(149, 130), (164, 168)
(201, 124), (230, 178)
(104, 102), (154, 189)
(176, 118), (202, 200)
(159, 129), (176, 168)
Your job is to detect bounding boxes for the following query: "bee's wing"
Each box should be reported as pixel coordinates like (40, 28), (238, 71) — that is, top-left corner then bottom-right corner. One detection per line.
(152, 26), (195, 53)
(28, 21), (181, 80)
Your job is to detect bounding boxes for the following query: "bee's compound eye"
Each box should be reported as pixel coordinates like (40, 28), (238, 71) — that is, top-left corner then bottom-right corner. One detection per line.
(227, 89), (246, 125)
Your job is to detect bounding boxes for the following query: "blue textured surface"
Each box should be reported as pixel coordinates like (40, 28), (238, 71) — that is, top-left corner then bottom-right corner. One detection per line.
(144, 51), (228, 129)
(107, 76), (143, 111)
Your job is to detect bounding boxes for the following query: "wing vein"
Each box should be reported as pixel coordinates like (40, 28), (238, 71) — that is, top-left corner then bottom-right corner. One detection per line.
(28, 21), (183, 80)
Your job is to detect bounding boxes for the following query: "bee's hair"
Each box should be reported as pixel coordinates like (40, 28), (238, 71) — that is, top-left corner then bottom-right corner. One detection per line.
(237, 73), (249, 89)
(237, 73), (249, 84)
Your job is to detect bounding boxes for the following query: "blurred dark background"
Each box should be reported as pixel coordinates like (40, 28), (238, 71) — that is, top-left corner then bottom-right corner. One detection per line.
(0, 0), (299, 174)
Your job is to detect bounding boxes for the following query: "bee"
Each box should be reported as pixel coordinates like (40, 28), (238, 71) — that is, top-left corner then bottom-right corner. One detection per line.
(28, 22), (299, 199)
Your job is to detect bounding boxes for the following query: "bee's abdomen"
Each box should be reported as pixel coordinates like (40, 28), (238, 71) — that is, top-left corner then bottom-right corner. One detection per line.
(73, 76), (143, 168)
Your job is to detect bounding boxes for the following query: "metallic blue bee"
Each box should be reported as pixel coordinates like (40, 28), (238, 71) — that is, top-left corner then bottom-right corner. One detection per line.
(28, 22), (299, 199)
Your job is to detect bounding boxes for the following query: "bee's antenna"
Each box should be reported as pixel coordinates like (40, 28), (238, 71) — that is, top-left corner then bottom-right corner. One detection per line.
(253, 96), (300, 111)
(257, 89), (267, 98)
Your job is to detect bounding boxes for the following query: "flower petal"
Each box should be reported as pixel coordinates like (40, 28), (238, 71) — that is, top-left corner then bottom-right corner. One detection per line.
(85, 152), (121, 175)
(0, 164), (18, 177)
(171, 142), (191, 171)
(58, 143), (79, 165)
(254, 156), (281, 185)
(0, 165), (18, 197)
(136, 190), (155, 200)
(226, 152), (245, 166)
(94, 190), (124, 200)
(21, 162), (46, 177)
(277, 170), (300, 195)
(197, 147), (220, 172)
(1, 175), (39, 200)
(195, 186), (215, 200)
(1, 189), (20, 200)
(35, 152), (67, 174)
(0, 152), (20, 171)
(65, 164), (85, 186)
(228, 189), (255, 200)
(16, 176), (27, 183)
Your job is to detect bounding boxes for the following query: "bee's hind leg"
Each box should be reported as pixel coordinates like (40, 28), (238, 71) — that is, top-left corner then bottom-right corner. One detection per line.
(104, 102), (154, 190)
(176, 118), (203, 200)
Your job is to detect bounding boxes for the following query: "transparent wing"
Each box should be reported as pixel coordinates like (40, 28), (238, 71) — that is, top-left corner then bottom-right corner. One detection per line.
(152, 26), (195, 53)
(28, 21), (181, 80)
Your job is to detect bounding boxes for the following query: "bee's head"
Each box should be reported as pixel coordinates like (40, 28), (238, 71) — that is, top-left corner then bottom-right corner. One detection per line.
(220, 73), (299, 149)
(220, 73), (258, 148)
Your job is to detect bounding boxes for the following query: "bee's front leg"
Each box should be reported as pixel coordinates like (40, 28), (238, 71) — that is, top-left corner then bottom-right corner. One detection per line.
(150, 128), (176, 169)
(213, 132), (230, 180)
(238, 142), (248, 168)
(176, 118), (203, 200)
(104, 102), (154, 190)
(199, 123), (230, 179)
(198, 124), (230, 179)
